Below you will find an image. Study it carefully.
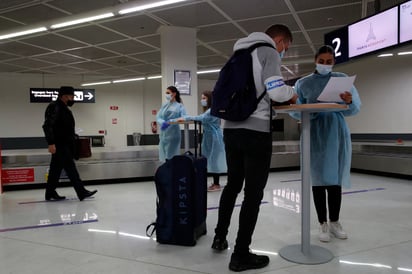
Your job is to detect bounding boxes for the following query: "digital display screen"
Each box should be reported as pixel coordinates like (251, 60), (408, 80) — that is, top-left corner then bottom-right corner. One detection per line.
(400, 0), (412, 43)
(348, 6), (398, 58)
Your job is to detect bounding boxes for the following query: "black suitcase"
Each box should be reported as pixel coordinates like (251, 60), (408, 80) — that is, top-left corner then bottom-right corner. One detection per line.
(147, 121), (207, 246)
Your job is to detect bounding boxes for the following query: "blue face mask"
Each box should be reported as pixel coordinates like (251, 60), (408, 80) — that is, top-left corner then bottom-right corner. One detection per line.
(316, 64), (333, 75)
(200, 99), (207, 107)
(279, 49), (285, 59)
(165, 94), (172, 101)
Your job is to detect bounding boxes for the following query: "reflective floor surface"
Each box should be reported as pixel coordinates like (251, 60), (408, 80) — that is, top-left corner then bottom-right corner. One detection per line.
(1, 171), (411, 274)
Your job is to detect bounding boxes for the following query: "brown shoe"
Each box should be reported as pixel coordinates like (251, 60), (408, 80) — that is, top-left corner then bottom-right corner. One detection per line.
(207, 184), (221, 192)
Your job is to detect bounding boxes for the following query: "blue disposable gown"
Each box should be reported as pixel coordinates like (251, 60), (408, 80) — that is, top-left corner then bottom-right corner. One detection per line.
(184, 109), (227, 173)
(157, 101), (187, 162)
(290, 72), (361, 188)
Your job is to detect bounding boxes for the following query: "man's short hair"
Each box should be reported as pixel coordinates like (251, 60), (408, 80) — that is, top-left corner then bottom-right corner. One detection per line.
(59, 86), (75, 97)
(265, 24), (293, 42)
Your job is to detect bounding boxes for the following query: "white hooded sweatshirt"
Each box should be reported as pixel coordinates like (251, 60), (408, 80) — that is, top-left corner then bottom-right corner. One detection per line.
(223, 32), (295, 133)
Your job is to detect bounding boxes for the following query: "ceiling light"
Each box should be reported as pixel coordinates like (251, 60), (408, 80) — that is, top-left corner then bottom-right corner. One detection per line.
(197, 69), (220, 74)
(113, 77), (146, 83)
(397, 51), (412, 56)
(377, 53), (393, 57)
(50, 13), (115, 29)
(118, 0), (188, 15)
(81, 81), (111, 86)
(0, 27), (47, 40)
(147, 75), (162, 79)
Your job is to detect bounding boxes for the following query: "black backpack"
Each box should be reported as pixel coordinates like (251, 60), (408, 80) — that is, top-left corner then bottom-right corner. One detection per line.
(211, 42), (274, 121)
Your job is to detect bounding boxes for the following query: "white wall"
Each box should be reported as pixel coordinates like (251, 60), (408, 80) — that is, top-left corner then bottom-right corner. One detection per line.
(0, 72), (210, 147)
(0, 73), (162, 147)
(1, 52), (411, 148)
(336, 53), (412, 134)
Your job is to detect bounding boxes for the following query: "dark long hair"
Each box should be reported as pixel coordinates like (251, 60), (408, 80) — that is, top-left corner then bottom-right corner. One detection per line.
(167, 86), (182, 103)
(315, 45), (335, 60)
(202, 90), (213, 111)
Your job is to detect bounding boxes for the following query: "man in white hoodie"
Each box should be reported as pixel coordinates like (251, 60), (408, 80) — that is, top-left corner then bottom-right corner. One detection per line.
(211, 24), (298, 272)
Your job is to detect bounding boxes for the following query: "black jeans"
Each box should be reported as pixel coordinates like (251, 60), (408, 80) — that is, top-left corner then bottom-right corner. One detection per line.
(312, 185), (342, 223)
(214, 128), (272, 254)
(46, 144), (85, 195)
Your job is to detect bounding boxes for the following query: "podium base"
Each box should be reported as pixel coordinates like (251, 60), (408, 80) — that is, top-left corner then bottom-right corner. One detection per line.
(279, 244), (334, 264)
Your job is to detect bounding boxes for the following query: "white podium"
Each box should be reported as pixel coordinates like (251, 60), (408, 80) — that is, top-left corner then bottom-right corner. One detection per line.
(275, 103), (348, 264)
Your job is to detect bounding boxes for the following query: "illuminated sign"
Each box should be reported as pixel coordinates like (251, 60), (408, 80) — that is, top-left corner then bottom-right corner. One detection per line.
(30, 88), (95, 103)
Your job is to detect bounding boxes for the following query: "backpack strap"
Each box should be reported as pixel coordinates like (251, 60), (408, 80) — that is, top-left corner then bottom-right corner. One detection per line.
(246, 42), (275, 105)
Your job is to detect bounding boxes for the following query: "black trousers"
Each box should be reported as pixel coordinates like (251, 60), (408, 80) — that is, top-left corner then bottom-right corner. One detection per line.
(214, 128), (272, 254)
(46, 145), (85, 195)
(209, 173), (221, 186)
(312, 185), (342, 224)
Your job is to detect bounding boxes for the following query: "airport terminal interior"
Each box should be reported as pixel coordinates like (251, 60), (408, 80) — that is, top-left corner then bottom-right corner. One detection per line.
(1, 0), (412, 273)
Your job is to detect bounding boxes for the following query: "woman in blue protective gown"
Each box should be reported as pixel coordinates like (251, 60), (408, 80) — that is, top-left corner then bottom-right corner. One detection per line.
(157, 86), (186, 162)
(290, 45), (361, 242)
(178, 91), (227, 191)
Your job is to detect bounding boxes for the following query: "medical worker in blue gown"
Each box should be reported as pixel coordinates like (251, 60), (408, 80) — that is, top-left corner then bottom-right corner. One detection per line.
(290, 45), (361, 243)
(178, 90), (227, 192)
(157, 86), (186, 162)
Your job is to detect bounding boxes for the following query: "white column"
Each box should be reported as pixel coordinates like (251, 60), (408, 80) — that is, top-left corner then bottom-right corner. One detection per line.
(158, 26), (198, 116)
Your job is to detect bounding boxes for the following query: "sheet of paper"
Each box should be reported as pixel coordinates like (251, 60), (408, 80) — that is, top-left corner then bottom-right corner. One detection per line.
(317, 75), (356, 102)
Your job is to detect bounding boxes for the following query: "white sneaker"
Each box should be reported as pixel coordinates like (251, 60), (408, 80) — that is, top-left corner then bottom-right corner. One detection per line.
(329, 221), (348, 239)
(319, 222), (330, 242)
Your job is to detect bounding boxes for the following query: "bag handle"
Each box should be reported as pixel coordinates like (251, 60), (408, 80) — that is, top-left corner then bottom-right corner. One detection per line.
(146, 222), (156, 237)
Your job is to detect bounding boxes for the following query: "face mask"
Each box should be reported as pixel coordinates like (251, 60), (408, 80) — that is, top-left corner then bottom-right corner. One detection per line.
(67, 100), (75, 107)
(316, 64), (333, 75)
(279, 49), (285, 59)
(165, 94), (172, 101)
(200, 99), (207, 107)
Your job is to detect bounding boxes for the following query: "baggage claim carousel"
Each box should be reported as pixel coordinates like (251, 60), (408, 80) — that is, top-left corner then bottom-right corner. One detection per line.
(1, 140), (411, 191)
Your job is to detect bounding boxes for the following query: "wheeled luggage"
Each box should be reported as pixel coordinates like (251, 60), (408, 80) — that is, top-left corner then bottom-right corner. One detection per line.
(147, 121), (207, 246)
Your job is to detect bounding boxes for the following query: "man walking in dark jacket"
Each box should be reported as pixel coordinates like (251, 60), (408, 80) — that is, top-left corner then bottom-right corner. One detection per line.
(42, 86), (97, 201)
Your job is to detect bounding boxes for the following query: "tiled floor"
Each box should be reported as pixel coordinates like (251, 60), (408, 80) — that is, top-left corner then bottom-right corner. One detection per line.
(1, 171), (411, 273)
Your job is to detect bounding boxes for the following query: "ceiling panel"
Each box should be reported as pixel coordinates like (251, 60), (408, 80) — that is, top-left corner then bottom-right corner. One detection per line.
(98, 56), (142, 67)
(47, 0), (120, 14)
(213, 0), (291, 20)
(0, 0), (37, 10)
(68, 61), (112, 71)
(1, 4), (67, 24)
(21, 33), (88, 51)
(197, 23), (245, 43)
(57, 25), (127, 44)
(4, 57), (54, 69)
(101, 14), (163, 38)
(206, 40), (237, 56)
(130, 51), (161, 62)
(0, 17), (22, 32)
(33, 52), (86, 64)
(0, 51), (19, 61)
(137, 35), (161, 48)
(0, 62), (24, 72)
(292, 0), (360, 11)
(0, 0), (408, 80)
(152, 2), (226, 27)
(298, 5), (362, 30)
(98, 39), (155, 55)
(197, 55), (226, 67)
(0, 41), (50, 56)
(238, 14), (300, 33)
(64, 46), (117, 60)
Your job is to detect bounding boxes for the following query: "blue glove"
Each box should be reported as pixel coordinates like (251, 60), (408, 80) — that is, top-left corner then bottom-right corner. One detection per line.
(161, 122), (170, 131)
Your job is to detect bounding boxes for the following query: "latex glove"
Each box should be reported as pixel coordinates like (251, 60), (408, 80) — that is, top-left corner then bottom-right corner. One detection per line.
(161, 122), (170, 131)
